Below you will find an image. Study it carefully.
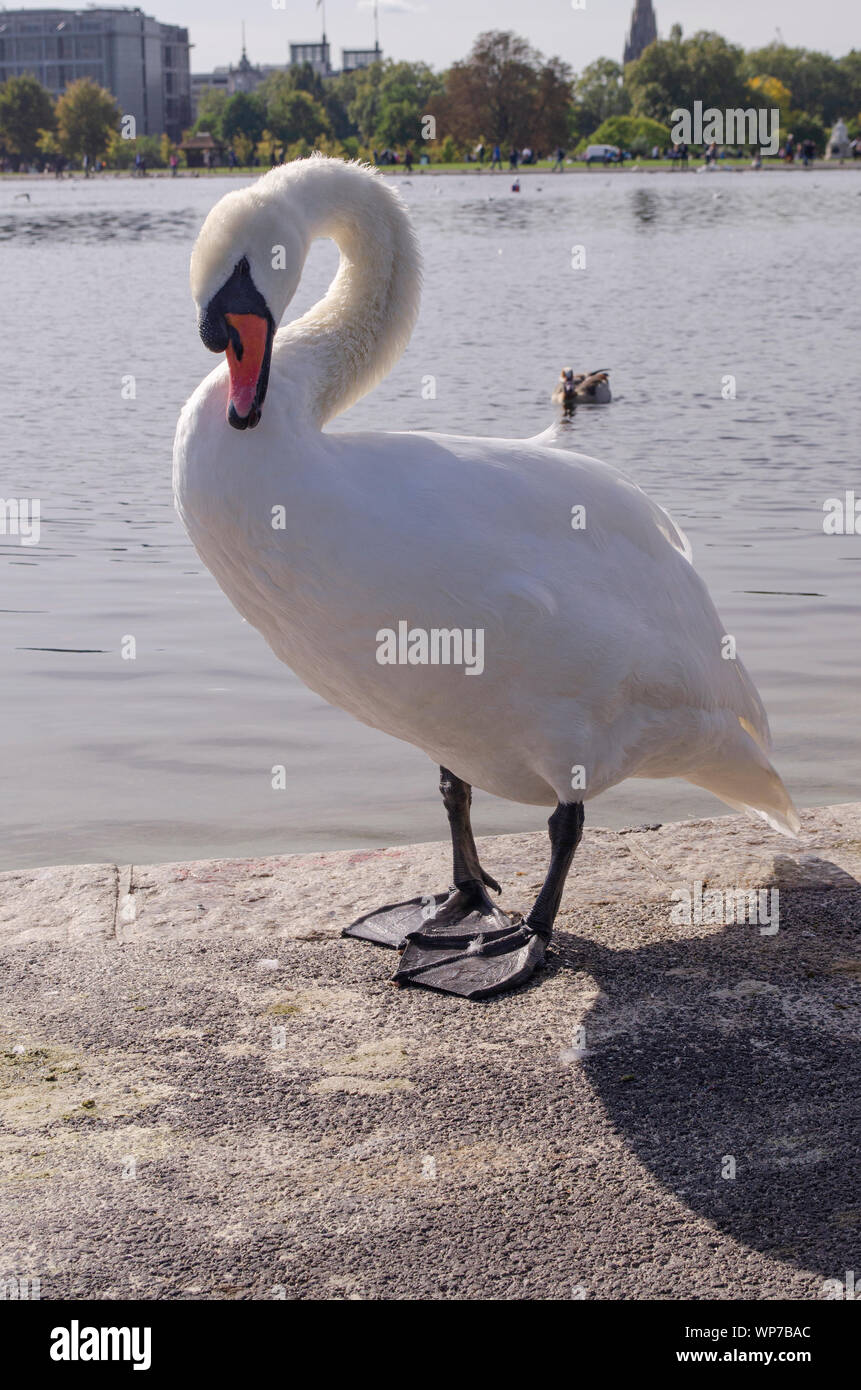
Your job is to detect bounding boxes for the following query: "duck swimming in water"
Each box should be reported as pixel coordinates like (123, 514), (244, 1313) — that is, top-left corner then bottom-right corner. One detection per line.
(173, 156), (798, 1001)
(552, 367), (612, 412)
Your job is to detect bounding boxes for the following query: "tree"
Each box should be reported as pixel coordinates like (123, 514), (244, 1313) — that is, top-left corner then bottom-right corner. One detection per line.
(442, 31), (572, 148)
(625, 30), (747, 126)
(747, 74), (791, 140)
(193, 86), (229, 138)
(259, 65), (351, 143)
(623, 37), (687, 121)
(286, 61), (327, 103)
(572, 58), (630, 140)
(589, 114), (670, 154)
(0, 74), (56, 166)
(221, 91), (265, 146)
(135, 134), (166, 168)
(56, 78), (119, 161)
(266, 88), (330, 146)
(106, 127), (136, 169)
(346, 60), (443, 147)
(159, 131), (178, 166)
(231, 132), (255, 166)
(747, 74), (792, 112)
(259, 127), (280, 163)
(742, 45), (853, 126)
(342, 61), (384, 144)
(534, 57), (578, 148)
(784, 111), (826, 148)
(327, 69), (361, 139)
(837, 49), (861, 127)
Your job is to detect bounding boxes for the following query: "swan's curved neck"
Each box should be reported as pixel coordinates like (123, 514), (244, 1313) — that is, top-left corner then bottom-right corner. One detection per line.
(272, 162), (421, 428)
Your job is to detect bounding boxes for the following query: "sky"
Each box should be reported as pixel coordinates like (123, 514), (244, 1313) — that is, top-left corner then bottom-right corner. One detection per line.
(7, 0), (859, 73)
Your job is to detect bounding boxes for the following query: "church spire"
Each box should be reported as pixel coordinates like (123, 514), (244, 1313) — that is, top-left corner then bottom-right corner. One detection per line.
(623, 0), (658, 65)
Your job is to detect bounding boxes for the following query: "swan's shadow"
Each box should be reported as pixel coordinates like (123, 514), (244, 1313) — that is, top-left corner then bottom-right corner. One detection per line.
(544, 881), (861, 1285)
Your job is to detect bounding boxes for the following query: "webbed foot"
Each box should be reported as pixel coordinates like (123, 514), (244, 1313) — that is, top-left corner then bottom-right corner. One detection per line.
(343, 882), (547, 999)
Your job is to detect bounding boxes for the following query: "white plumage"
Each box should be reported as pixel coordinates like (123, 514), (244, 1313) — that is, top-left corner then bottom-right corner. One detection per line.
(174, 155), (798, 837)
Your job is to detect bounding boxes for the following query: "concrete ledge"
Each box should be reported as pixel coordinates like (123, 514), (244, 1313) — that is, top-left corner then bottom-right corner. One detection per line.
(0, 805), (859, 1300)
(2, 803), (860, 949)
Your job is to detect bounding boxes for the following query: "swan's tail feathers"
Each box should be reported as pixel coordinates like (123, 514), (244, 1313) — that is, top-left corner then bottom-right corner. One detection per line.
(725, 790), (801, 838)
(687, 730), (801, 838)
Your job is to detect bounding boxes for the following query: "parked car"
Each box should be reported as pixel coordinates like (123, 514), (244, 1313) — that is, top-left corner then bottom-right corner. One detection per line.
(585, 144), (622, 164)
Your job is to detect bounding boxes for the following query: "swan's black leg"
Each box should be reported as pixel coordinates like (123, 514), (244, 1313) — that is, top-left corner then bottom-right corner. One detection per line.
(439, 767), (501, 895)
(524, 801), (585, 939)
(343, 768), (509, 953)
(392, 800), (584, 998)
(344, 787), (585, 1001)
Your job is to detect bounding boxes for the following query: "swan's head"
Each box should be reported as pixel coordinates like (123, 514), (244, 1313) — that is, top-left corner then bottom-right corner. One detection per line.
(190, 183), (305, 430)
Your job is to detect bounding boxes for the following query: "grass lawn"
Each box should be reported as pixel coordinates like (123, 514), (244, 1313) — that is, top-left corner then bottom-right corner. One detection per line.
(4, 157), (858, 180)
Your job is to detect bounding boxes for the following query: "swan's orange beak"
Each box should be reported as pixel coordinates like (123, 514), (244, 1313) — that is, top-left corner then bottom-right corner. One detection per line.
(224, 312), (273, 431)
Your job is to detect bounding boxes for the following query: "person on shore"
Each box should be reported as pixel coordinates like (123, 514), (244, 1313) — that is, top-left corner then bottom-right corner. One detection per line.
(490, 143), (502, 170)
(405, 147), (414, 173)
(552, 146), (565, 171)
(509, 147), (519, 170)
(170, 152), (179, 176)
(705, 141), (718, 167)
(679, 141), (689, 168)
(801, 138), (815, 167)
(83, 153), (90, 178)
(784, 133), (795, 163)
(475, 142), (485, 164)
(751, 148), (762, 169)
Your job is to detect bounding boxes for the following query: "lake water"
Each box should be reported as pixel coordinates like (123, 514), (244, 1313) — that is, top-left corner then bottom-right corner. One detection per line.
(2, 167), (860, 871)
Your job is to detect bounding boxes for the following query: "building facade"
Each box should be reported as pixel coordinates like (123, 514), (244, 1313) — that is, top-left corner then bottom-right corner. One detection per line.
(191, 33), (386, 117)
(191, 47), (265, 113)
(289, 41), (330, 78)
(341, 45), (380, 74)
(0, 7), (191, 139)
(623, 0), (658, 66)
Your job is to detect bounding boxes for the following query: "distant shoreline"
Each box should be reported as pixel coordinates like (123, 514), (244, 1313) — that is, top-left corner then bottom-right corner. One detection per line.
(3, 161), (861, 182)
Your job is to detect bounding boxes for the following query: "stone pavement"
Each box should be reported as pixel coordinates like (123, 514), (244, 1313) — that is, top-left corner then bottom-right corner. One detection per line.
(0, 804), (859, 1299)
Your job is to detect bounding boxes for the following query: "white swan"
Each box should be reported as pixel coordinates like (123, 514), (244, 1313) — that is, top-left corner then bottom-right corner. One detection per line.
(173, 155), (799, 1000)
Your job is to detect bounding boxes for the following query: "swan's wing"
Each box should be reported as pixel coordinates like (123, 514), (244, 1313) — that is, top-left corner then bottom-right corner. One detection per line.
(626, 478), (693, 564)
(423, 433), (779, 765)
(553, 445), (694, 565)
